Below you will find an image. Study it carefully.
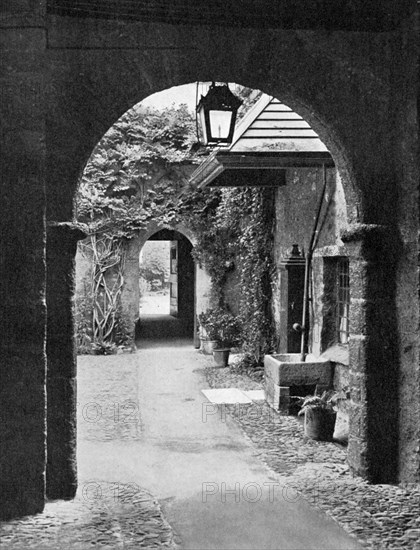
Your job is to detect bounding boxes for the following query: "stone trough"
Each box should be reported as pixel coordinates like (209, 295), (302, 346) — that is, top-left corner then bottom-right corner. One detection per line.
(264, 353), (332, 413)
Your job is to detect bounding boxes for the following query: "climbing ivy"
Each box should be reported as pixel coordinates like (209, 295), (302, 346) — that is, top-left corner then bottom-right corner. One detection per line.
(176, 185), (230, 305)
(77, 235), (130, 353)
(180, 185), (276, 368)
(76, 103), (197, 236)
(236, 188), (276, 366)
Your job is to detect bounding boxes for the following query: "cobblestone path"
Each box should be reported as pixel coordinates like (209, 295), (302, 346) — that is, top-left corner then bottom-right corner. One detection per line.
(0, 483), (175, 549)
(0, 343), (374, 549)
(0, 352), (176, 549)
(205, 361), (420, 550)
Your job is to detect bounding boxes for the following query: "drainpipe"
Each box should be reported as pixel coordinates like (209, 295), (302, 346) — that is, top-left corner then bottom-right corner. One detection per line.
(300, 163), (328, 361)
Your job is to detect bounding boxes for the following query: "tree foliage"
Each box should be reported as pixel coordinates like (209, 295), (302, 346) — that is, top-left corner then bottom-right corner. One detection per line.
(76, 103), (197, 235)
(139, 241), (170, 290)
(76, 85), (263, 235)
(75, 101), (202, 352)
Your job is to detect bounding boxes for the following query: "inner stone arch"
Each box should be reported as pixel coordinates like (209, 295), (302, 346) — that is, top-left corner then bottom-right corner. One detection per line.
(132, 228), (196, 341)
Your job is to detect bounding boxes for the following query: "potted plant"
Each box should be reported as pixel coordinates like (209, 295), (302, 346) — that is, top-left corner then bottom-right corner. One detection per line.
(198, 308), (221, 355)
(297, 390), (338, 441)
(198, 308), (241, 366)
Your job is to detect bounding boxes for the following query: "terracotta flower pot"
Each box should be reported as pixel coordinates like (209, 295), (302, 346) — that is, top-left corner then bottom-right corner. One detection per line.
(213, 348), (230, 367)
(304, 408), (336, 441)
(201, 339), (219, 355)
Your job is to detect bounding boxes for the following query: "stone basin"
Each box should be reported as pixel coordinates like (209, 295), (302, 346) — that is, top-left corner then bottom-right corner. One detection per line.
(264, 353), (332, 413)
(264, 353), (332, 386)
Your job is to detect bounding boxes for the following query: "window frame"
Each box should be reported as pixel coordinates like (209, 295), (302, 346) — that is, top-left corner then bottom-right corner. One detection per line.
(321, 255), (350, 351)
(336, 257), (350, 344)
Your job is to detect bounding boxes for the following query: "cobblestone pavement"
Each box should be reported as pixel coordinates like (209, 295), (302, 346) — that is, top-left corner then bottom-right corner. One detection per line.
(205, 362), (420, 550)
(0, 483), (176, 549)
(2, 348), (418, 549)
(0, 353), (176, 550)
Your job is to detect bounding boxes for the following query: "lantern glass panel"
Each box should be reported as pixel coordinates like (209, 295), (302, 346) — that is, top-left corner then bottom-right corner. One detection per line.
(197, 106), (208, 144)
(209, 110), (233, 140)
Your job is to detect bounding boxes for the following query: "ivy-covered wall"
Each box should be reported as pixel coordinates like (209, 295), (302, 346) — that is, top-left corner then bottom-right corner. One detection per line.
(75, 240), (94, 353)
(75, 222), (214, 350)
(217, 167), (348, 362)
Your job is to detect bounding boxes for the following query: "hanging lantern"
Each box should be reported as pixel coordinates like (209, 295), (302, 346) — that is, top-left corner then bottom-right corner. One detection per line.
(196, 82), (242, 146)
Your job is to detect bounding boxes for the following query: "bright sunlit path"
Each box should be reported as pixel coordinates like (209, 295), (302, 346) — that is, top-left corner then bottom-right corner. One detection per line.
(139, 241), (171, 315)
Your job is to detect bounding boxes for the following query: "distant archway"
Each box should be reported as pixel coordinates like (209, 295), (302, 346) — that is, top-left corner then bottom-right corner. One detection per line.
(135, 229), (195, 341)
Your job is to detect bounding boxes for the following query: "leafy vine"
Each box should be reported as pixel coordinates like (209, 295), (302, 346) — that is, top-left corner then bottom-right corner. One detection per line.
(236, 187), (276, 366)
(180, 185), (276, 368)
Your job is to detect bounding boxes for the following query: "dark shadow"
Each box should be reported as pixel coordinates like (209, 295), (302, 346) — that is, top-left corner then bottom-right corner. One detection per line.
(135, 338), (193, 349)
(135, 314), (192, 340)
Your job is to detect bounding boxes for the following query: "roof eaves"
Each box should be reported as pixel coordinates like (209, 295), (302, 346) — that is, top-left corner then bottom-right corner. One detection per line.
(188, 150), (224, 188)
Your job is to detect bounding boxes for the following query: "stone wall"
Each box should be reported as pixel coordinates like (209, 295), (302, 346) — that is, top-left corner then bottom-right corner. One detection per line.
(121, 238), (141, 338)
(1, 1), (419, 520)
(0, 1), (48, 519)
(273, 167), (348, 355)
(46, 223), (86, 500)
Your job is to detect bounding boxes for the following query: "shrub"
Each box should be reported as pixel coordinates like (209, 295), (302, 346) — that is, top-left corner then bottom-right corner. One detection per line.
(198, 308), (242, 347)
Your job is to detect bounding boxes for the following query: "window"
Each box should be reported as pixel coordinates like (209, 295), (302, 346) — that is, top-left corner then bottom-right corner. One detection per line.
(321, 256), (350, 350)
(336, 258), (350, 344)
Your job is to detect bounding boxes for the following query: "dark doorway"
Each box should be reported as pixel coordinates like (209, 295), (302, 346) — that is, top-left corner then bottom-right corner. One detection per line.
(136, 230), (195, 340)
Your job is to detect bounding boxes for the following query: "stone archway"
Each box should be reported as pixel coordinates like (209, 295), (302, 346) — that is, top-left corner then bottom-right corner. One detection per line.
(120, 223), (211, 336)
(119, 224), (212, 344)
(45, 59), (420, 497)
(134, 229), (195, 340)
(2, 5), (418, 519)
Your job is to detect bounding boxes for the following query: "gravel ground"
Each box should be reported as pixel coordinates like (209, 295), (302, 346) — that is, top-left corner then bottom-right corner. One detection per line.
(205, 360), (420, 550)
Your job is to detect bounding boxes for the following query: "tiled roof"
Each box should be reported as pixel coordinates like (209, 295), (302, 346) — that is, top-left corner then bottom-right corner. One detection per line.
(230, 95), (329, 154)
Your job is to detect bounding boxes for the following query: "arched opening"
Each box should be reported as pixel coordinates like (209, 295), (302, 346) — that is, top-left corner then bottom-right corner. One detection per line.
(136, 229), (195, 341)
(70, 83), (354, 459)
(2, 8), (418, 531)
(73, 81), (355, 442)
(68, 77), (406, 496)
(43, 60), (420, 532)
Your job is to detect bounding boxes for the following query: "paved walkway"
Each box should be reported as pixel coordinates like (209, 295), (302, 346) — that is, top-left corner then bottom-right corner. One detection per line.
(140, 291), (170, 315)
(78, 339), (361, 549)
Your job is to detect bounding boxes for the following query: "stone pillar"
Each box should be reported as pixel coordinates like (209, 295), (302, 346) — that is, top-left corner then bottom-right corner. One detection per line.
(46, 222), (87, 499)
(342, 224), (400, 483)
(0, 1), (47, 519)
